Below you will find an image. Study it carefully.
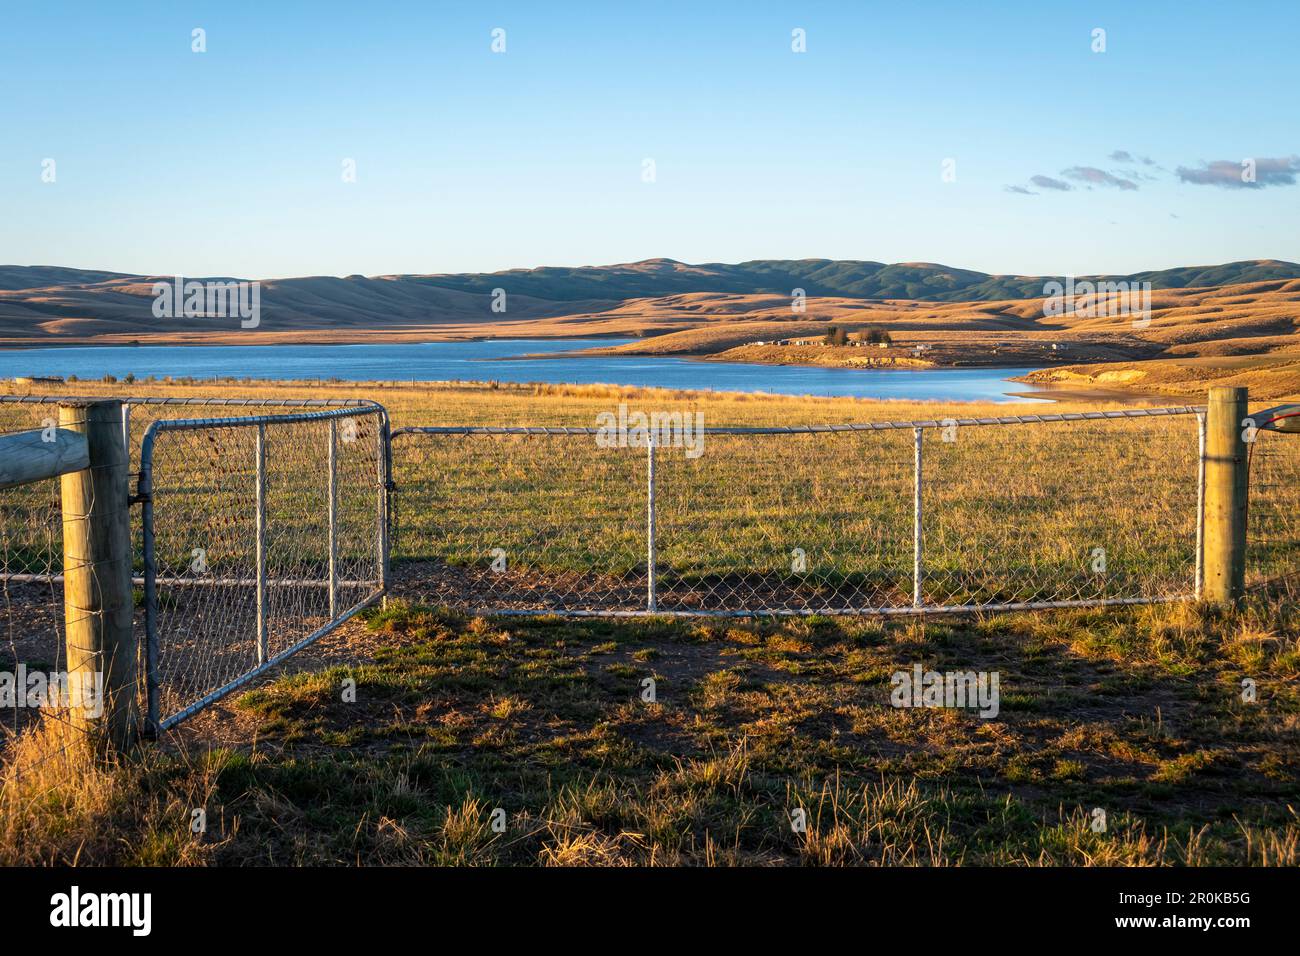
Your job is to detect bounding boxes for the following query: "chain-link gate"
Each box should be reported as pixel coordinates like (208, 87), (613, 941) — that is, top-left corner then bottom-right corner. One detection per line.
(390, 407), (1206, 616)
(139, 405), (389, 732)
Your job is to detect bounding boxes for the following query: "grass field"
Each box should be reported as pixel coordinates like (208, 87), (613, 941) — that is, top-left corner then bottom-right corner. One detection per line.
(1, 378), (1298, 865)
(2, 598), (1297, 865)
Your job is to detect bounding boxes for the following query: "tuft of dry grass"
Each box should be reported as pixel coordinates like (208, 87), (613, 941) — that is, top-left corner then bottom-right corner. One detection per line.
(0, 711), (222, 866)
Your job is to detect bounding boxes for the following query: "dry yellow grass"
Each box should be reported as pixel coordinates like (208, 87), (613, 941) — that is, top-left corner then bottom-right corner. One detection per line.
(0, 375), (1156, 430)
(0, 711), (213, 866)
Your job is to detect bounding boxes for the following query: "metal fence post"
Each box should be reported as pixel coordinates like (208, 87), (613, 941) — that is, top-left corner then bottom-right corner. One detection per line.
(1194, 411), (1207, 600)
(647, 432), (657, 612)
(255, 423), (268, 663)
(913, 426), (924, 609)
(139, 428), (160, 737)
(328, 419), (338, 620)
(378, 415), (390, 599)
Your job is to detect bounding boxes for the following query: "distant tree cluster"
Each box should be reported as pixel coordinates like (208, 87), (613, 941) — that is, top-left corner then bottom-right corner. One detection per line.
(853, 327), (893, 345)
(822, 325), (893, 346)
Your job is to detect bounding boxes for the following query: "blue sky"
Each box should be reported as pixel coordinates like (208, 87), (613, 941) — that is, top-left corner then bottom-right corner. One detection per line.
(2, 1), (1297, 279)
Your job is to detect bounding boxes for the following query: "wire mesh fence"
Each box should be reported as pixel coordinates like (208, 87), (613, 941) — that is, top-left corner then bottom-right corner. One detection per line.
(1247, 428), (1300, 598)
(0, 407), (118, 784)
(392, 431), (649, 611)
(0, 431), (68, 744)
(390, 408), (1205, 615)
(4, 390), (1298, 752)
(141, 406), (387, 731)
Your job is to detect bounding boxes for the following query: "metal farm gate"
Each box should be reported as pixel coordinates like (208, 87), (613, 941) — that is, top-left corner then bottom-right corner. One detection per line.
(139, 405), (389, 732)
(0, 395), (392, 738)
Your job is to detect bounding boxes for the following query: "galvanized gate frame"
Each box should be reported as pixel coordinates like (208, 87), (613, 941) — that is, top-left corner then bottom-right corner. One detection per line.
(137, 404), (391, 735)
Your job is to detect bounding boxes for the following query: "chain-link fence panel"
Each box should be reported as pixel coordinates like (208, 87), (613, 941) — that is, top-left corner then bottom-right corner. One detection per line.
(0, 429), (66, 744)
(141, 407), (386, 730)
(654, 429), (914, 612)
(391, 430), (647, 612)
(922, 413), (1201, 608)
(392, 409), (1206, 616)
(1247, 429), (1300, 597)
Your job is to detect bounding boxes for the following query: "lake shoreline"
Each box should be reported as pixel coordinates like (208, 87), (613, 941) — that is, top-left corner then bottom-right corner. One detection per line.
(0, 375), (1162, 407)
(0, 339), (1156, 404)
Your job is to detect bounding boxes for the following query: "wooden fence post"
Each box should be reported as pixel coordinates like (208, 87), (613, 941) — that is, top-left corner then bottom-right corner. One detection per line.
(1202, 386), (1250, 605)
(59, 400), (138, 752)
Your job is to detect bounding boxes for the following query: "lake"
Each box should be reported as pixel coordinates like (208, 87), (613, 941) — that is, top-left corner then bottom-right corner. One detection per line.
(0, 339), (1047, 402)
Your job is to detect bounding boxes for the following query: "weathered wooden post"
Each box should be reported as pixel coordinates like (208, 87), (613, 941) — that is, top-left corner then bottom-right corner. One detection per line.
(1202, 386), (1250, 605)
(59, 399), (138, 752)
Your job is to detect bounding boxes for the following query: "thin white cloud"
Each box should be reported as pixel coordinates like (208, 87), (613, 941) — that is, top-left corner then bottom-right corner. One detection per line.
(1062, 166), (1139, 190)
(1030, 175), (1072, 192)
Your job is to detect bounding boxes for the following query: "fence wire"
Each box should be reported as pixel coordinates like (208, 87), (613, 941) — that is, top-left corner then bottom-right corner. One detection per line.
(0, 425), (67, 744)
(920, 415), (1199, 608)
(0, 408), (114, 786)
(392, 432), (648, 611)
(1247, 429), (1300, 597)
(1, 397), (389, 746)
(391, 408), (1204, 615)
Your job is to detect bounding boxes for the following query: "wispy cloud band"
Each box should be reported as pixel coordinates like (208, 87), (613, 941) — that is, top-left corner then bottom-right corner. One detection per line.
(1176, 156), (1300, 189)
(1005, 150), (1300, 196)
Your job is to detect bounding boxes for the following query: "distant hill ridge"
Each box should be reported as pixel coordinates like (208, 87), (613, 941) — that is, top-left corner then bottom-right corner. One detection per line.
(2, 258), (1298, 302)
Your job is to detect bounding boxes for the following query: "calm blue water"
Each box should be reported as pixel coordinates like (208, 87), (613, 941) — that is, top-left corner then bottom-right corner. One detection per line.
(0, 339), (1046, 402)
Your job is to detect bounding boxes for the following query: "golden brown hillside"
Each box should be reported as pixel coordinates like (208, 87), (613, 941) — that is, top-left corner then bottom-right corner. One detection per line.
(2, 265), (1298, 398)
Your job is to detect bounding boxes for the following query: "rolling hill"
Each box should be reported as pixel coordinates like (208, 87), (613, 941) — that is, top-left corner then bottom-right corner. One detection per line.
(1, 258), (1298, 348)
(398, 258), (1300, 303)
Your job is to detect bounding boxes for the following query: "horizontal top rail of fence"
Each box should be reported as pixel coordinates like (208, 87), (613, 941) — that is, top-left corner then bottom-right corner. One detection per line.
(0, 394), (382, 408)
(137, 404), (386, 439)
(391, 405), (1206, 438)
